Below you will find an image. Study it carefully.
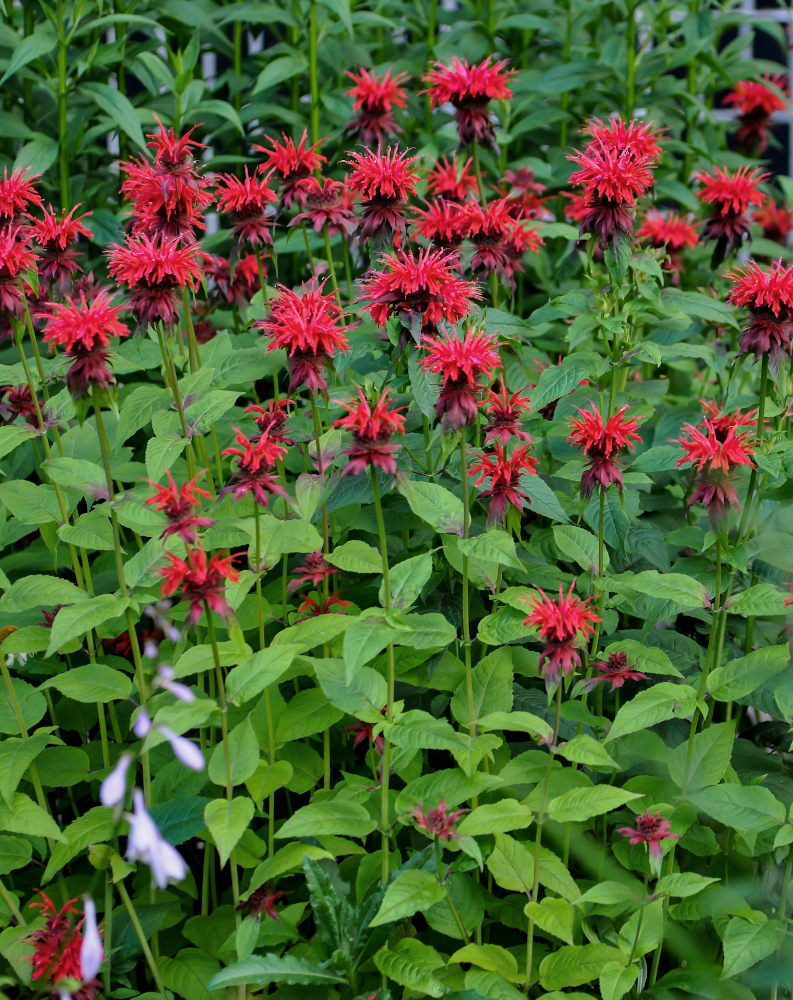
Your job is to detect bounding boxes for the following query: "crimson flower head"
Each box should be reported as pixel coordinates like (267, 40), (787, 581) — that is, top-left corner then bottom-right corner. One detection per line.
(215, 168), (277, 248)
(334, 386), (406, 476)
(0, 383), (39, 426)
(28, 204), (92, 294)
(584, 651), (647, 691)
(0, 166), (42, 223)
(726, 258), (793, 361)
(204, 253), (261, 307)
(297, 592), (351, 620)
(237, 885), (287, 921)
(499, 166), (551, 221)
(423, 56), (515, 147)
(290, 177), (357, 238)
(422, 327), (502, 429)
(358, 246), (481, 341)
(145, 470), (213, 541)
(636, 209), (698, 282)
(222, 427), (288, 508)
(725, 74), (788, 154)
(479, 376), (532, 444)
(582, 117), (665, 160)
(41, 289), (128, 397)
(412, 198), (470, 249)
(469, 440), (537, 525)
(346, 717), (385, 755)
(245, 398), (295, 444)
(345, 145), (420, 244)
(695, 165), (768, 260)
(675, 402), (757, 519)
(106, 234), (202, 327)
(158, 542), (239, 623)
(257, 280), (350, 395)
(567, 403), (641, 497)
(288, 551), (337, 593)
(253, 130), (326, 208)
(27, 891), (101, 1000)
(753, 201), (793, 244)
(345, 67), (408, 145)
(522, 581), (599, 686)
(410, 798), (467, 841)
(462, 198), (542, 288)
(0, 226), (37, 320)
(618, 810), (680, 863)
(426, 156), (479, 202)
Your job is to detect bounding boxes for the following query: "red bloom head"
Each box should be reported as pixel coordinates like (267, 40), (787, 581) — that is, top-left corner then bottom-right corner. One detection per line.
(288, 550), (337, 593)
(205, 253), (262, 307)
(145, 470), (213, 541)
(423, 57), (515, 146)
(28, 204), (92, 293)
(158, 542), (239, 623)
(422, 327), (502, 429)
(358, 246), (481, 339)
(462, 198), (543, 287)
(479, 376), (532, 444)
(568, 403), (642, 457)
(297, 592), (352, 619)
(236, 885), (287, 921)
(469, 440), (537, 525)
(253, 130), (326, 208)
(727, 259), (793, 361)
(27, 891), (100, 998)
(0, 226), (37, 318)
(568, 144), (655, 204)
(412, 198), (470, 249)
(410, 798), (467, 840)
(725, 74), (788, 116)
(147, 116), (205, 171)
(290, 177), (357, 238)
(222, 427), (288, 508)
(426, 157), (479, 202)
(695, 165), (768, 217)
(522, 581), (600, 686)
(334, 386), (406, 476)
(753, 201), (793, 243)
(0, 166), (42, 222)
(636, 210), (698, 250)
(245, 397), (295, 444)
(215, 168), (277, 247)
(106, 234), (202, 327)
(581, 117), (665, 161)
(617, 810), (680, 862)
(345, 146), (419, 244)
(584, 650), (647, 692)
(345, 67), (408, 145)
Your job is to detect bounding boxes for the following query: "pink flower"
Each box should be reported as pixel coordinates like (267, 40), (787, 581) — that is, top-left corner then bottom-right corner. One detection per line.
(410, 798), (467, 840)
(617, 809), (680, 861)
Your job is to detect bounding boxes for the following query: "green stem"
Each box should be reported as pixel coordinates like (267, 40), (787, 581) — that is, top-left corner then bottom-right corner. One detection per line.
(737, 353), (769, 539)
(0, 879), (25, 925)
(182, 285), (202, 374)
(685, 535), (721, 774)
(459, 435), (475, 741)
(323, 224), (341, 305)
(625, 0), (636, 119)
(56, 0), (70, 209)
(309, 0), (320, 146)
(156, 324), (199, 481)
(117, 881), (166, 996)
(435, 836), (470, 942)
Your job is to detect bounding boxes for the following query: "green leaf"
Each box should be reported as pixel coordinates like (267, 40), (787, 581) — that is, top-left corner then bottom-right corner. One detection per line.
(520, 473), (571, 523)
(276, 800), (376, 840)
(160, 950), (220, 1000)
(80, 82), (146, 149)
(726, 583), (789, 616)
(0, 732), (49, 807)
(708, 645), (790, 702)
(46, 596), (129, 657)
(721, 917), (785, 978)
(252, 54), (307, 95)
(548, 785), (642, 823)
(606, 683), (698, 742)
(369, 869), (446, 927)
(539, 944), (627, 989)
(524, 897), (575, 945)
(384, 709), (468, 754)
(0, 575), (88, 614)
(656, 873), (718, 898)
(59, 510), (115, 552)
(0, 834), (32, 875)
(146, 436), (188, 483)
(225, 646), (299, 705)
(408, 348), (439, 420)
(208, 718), (258, 787)
(382, 552), (433, 609)
(458, 800), (533, 836)
(314, 659), (387, 719)
(458, 531), (524, 571)
(275, 688), (343, 742)
(669, 721), (735, 792)
(374, 939), (446, 997)
(553, 524), (607, 574)
(556, 735), (618, 769)
(204, 796), (254, 867)
(0, 792), (65, 842)
(116, 385), (170, 445)
(0, 678), (46, 735)
(0, 28), (56, 84)
(400, 479), (464, 535)
(271, 613), (351, 653)
(40, 663), (132, 703)
(451, 647), (513, 728)
(602, 640), (682, 678)
(609, 571), (708, 610)
(174, 641), (252, 678)
(529, 353), (606, 413)
(604, 233), (632, 285)
(208, 954), (344, 989)
(0, 480), (63, 524)
(343, 615), (397, 672)
(451, 942), (520, 981)
(0, 423), (37, 459)
(691, 784), (785, 836)
(664, 289), (738, 328)
(478, 710), (554, 742)
(42, 806), (115, 881)
(45, 457), (107, 496)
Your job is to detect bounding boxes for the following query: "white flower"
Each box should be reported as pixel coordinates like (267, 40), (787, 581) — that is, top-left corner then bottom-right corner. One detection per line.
(133, 708), (152, 739)
(126, 789), (187, 889)
(80, 896), (103, 981)
(157, 725), (205, 771)
(99, 752), (132, 807)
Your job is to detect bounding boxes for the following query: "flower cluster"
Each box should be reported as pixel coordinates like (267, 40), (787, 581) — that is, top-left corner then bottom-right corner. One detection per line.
(725, 74), (788, 154)
(726, 258), (793, 362)
(423, 56), (516, 147)
(27, 892), (103, 1000)
(695, 165), (768, 261)
(334, 386), (406, 475)
(567, 403), (642, 497)
(636, 209), (698, 281)
(345, 66), (408, 145)
(422, 327), (501, 429)
(522, 581), (600, 687)
(345, 145), (420, 244)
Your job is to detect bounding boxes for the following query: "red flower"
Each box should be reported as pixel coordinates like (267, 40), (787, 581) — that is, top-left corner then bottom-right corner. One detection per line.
(290, 177), (357, 238)
(617, 810), (680, 861)
(753, 201), (793, 243)
(695, 166), (768, 259)
(245, 398), (296, 444)
(567, 403), (641, 497)
(568, 145), (655, 204)
(145, 470), (213, 541)
(41, 289), (128, 396)
(204, 253), (261, 307)
(222, 427), (288, 507)
(423, 56), (515, 146)
(0, 226), (37, 319)
(334, 386), (406, 476)
(0, 166), (42, 222)
(296, 591), (351, 619)
(27, 891), (100, 1000)
(256, 280), (350, 394)
(346, 717), (385, 754)
(636, 210), (698, 250)
(288, 551), (337, 593)
(158, 542), (239, 623)
(725, 74), (788, 154)
(253, 130), (326, 208)
(522, 582), (599, 685)
(462, 198), (543, 287)
(727, 259), (793, 361)
(499, 167), (551, 221)
(345, 145), (420, 244)
(479, 376), (532, 444)
(358, 246), (480, 340)
(584, 651), (647, 691)
(581, 117), (665, 160)
(0, 383), (39, 425)
(422, 327), (502, 429)
(426, 156), (479, 202)
(411, 798), (467, 840)
(28, 204), (92, 294)
(345, 67), (408, 145)
(215, 168), (277, 247)
(106, 234), (202, 327)
(469, 440), (537, 525)
(412, 198), (470, 249)
(236, 885), (287, 920)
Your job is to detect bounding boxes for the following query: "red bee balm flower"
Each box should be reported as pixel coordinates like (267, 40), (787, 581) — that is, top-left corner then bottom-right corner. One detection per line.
(345, 145), (419, 244)
(256, 280), (350, 394)
(462, 198), (542, 289)
(727, 258), (793, 361)
(522, 582), (600, 686)
(636, 209), (698, 283)
(237, 885), (287, 921)
(145, 471), (213, 541)
(254, 130), (326, 208)
(288, 550), (337, 593)
(28, 204), (92, 294)
(469, 440), (537, 525)
(567, 403), (641, 497)
(345, 67), (408, 145)
(695, 165), (768, 260)
(204, 253), (262, 308)
(215, 168), (277, 247)
(410, 798), (467, 840)
(334, 386), (406, 476)
(0, 226), (37, 320)
(584, 651), (647, 691)
(582, 117), (665, 160)
(358, 246), (481, 340)
(426, 157), (479, 202)
(0, 166), (42, 222)
(412, 198), (470, 249)
(423, 56), (516, 147)
(107, 234), (202, 327)
(41, 290), (128, 397)
(222, 427), (288, 507)
(479, 376), (532, 444)
(725, 74), (788, 154)
(245, 398), (296, 444)
(422, 327), (502, 429)
(291, 177), (357, 238)
(618, 810), (680, 862)
(27, 891), (101, 1000)
(754, 201), (793, 244)
(158, 543), (239, 623)
(297, 592), (351, 619)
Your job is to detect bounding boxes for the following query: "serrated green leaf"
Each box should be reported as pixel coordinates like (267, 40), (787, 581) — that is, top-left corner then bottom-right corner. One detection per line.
(369, 869), (445, 927)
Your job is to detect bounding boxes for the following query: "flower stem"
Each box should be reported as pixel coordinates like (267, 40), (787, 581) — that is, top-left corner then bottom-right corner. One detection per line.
(625, 0), (636, 119)
(737, 353), (769, 539)
(435, 836), (470, 942)
(459, 434), (475, 739)
(310, 397), (330, 560)
(323, 223), (342, 306)
(56, 0), (70, 209)
(117, 881), (166, 996)
(181, 286), (202, 374)
(156, 324), (199, 481)
(309, 0), (320, 146)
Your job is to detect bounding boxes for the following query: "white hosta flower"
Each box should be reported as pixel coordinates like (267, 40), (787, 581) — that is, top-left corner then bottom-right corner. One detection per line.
(80, 896), (103, 981)
(155, 664), (195, 703)
(99, 752), (132, 807)
(133, 708), (152, 739)
(126, 788), (187, 888)
(157, 725), (205, 771)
